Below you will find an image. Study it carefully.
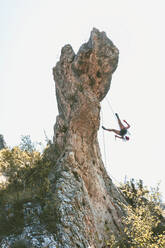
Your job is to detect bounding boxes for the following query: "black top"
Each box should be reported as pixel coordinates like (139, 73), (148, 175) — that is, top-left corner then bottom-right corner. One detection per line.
(120, 128), (127, 137)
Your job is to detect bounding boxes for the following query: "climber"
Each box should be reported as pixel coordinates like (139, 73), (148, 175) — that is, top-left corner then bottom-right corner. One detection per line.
(102, 113), (130, 141)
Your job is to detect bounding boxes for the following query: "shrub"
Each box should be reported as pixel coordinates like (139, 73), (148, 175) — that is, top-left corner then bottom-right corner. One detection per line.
(106, 179), (165, 248)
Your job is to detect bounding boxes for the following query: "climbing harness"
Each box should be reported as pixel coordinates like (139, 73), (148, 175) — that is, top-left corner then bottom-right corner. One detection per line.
(103, 97), (131, 141)
(100, 99), (132, 197)
(101, 107), (127, 196)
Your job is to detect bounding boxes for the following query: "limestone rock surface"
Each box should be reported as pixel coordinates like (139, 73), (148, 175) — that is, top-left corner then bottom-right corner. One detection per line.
(51, 28), (126, 247)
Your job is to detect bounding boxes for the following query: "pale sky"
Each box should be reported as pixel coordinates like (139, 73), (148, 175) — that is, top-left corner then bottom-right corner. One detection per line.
(1, 0), (165, 200)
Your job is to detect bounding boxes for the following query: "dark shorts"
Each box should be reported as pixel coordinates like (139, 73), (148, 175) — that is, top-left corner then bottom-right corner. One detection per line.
(120, 129), (127, 136)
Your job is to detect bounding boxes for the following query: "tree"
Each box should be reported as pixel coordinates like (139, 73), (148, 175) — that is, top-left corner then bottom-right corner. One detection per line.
(107, 179), (165, 247)
(19, 135), (35, 152)
(0, 134), (6, 150)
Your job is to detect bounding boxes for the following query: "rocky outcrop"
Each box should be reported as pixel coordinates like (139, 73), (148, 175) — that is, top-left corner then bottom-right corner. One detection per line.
(51, 28), (126, 247)
(0, 28), (127, 248)
(0, 202), (58, 248)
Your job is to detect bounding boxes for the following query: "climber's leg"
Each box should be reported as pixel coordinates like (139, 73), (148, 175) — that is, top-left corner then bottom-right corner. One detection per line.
(115, 113), (125, 130)
(106, 129), (121, 135)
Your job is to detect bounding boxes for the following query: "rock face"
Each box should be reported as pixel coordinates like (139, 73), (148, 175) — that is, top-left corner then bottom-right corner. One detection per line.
(51, 28), (126, 247)
(0, 28), (127, 248)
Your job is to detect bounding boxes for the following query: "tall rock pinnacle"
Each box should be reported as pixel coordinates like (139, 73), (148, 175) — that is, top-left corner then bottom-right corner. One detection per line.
(52, 28), (126, 247)
(53, 28), (119, 157)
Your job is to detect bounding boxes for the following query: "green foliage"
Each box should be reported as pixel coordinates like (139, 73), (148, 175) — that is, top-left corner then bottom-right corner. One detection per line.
(0, 201), (24, 237)
(0, 146), (42, 200)
(12, 239), (29, 248)
(0, 143), (56, 238)
(40, 198), (58, 233)
(106, 234), (129, 248)
(0, 134), (6, 150)
(106, 179), (165, 248)
(19, 135), (35, 152)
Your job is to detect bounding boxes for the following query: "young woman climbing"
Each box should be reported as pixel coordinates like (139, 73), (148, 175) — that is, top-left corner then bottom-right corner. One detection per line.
(102, 113), (130, 141)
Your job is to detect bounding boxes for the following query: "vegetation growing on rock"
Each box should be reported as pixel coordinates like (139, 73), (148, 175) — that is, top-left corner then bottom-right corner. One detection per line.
(106, 179), (165, 247)
(0, 137), (56, 240)
(0, 140), (165, 247)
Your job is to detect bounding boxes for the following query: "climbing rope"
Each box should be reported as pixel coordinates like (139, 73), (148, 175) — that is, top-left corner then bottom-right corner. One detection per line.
(101, 108), (107, 167)
(101, 98), (116, 166)
(106, 98), (116, 116)
(101, 105), (127, 195)
(100, 99), (131, 197)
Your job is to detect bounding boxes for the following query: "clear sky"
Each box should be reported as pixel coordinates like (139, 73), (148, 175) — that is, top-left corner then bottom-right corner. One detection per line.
(1, 0), (165, 200)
